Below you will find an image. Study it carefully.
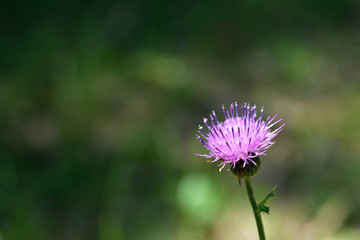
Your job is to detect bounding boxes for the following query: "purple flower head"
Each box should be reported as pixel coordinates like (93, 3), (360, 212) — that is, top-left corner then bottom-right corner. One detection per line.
(196, 102), (285, 171)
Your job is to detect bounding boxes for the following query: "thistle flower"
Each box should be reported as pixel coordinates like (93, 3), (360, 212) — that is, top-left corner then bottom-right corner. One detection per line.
(196, 102), (284, 171)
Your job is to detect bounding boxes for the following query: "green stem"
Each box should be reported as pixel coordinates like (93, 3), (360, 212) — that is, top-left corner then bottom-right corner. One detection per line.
(244, 176), (266, 240)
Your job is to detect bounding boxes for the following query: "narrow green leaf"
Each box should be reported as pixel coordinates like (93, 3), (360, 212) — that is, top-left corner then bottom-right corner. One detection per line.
(258, 185), (277, 214)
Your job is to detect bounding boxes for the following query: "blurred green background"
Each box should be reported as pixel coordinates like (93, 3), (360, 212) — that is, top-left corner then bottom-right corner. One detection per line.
(1, 0), (360, 239)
